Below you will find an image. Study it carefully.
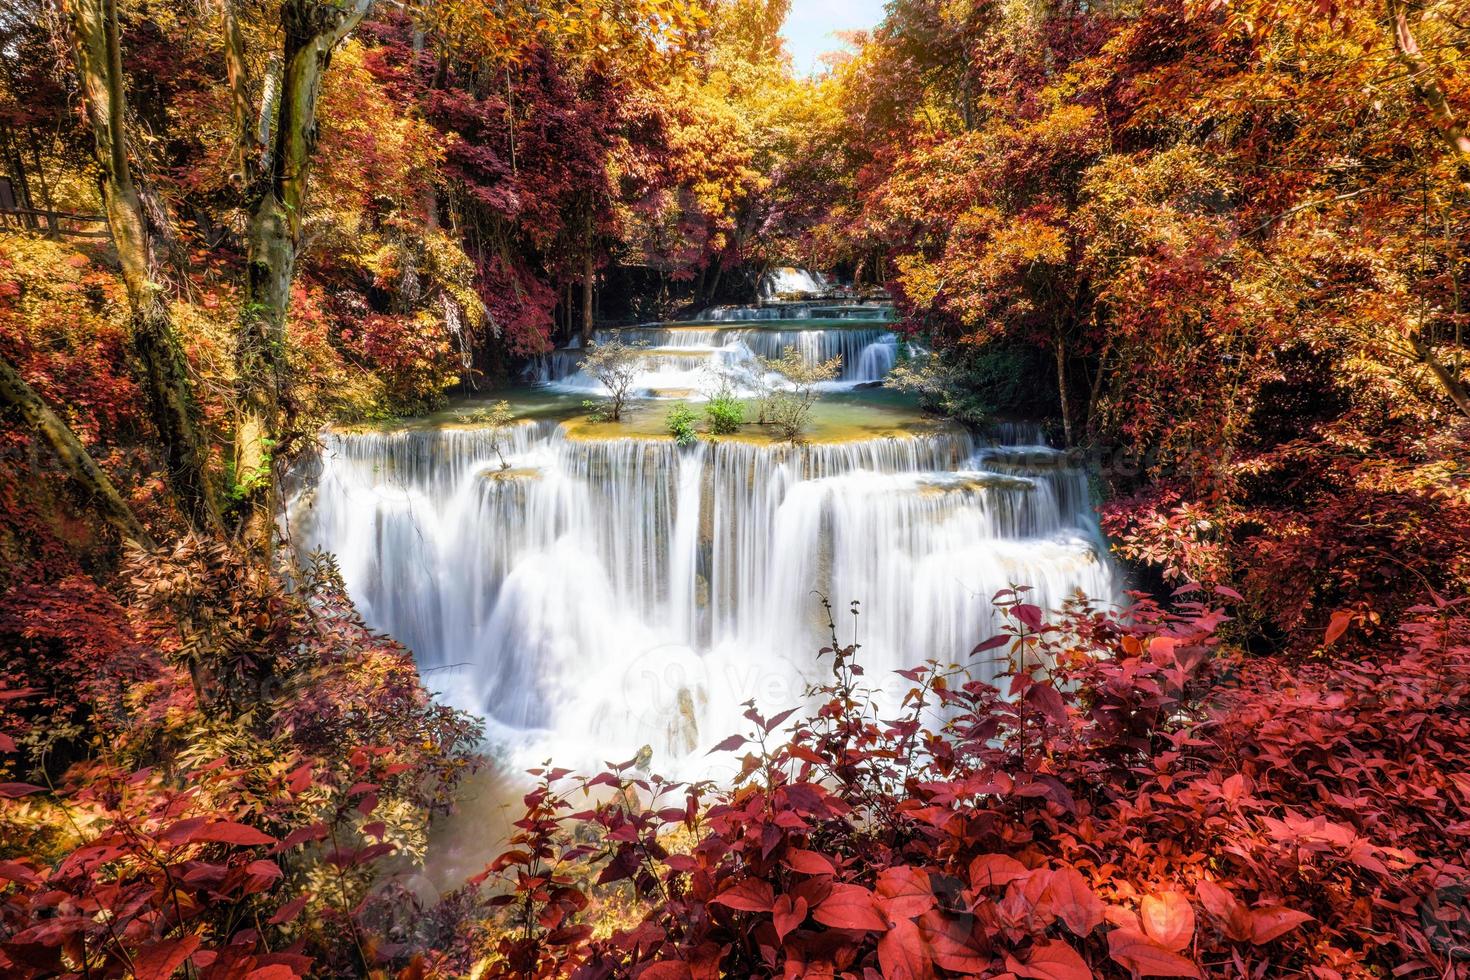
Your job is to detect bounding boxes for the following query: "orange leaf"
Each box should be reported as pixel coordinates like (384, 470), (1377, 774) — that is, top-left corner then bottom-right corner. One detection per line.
(1107, 928), (1201, 978)
(1009, 939), (1094, 980)
(132, 935), (202, 980)
(1140, 892), (1195, 953)
(1043, 866), (1105, 937)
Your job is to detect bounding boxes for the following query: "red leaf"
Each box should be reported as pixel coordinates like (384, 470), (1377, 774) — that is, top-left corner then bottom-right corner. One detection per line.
(267, 892), (312, 926)
(972, 635), (1010, 654)
(876, 866), (934, 918)
(1247, 906), (1313, 944)
(783, 848), (837, 876)
(132, 934), (202, 980)
(1324, 610), (1353, 645)
(877, 917), (934, 980)
(764, 707), (799, 732)
(637, 965), (692, 980)
(1107, 929), (1201, 978)
(812, 883), (888, 931)
(773, 894), (808, 942)
(0, 733), (15, 753)
(917, 911), (986, 973)
(1025, 682), (1068, 723)
(286, 764), (312, 795)
(243, 860), (283, 894)
(710, 879), (774, 913)
(1043, 867), (1104, 937)
(1009, 939), (1093, 980)
(244, 968), (300, 980)
(0, 782), (45, 798)
(1195, 881), (1250, 943)
(969, 854), (1029, 889)
(706, 734), (746, 754)
(0, 860), (39, 884)
(1013, 604), (1045, 632)
(1140, 892), (1195, 953)
(189, 822), (277, 847)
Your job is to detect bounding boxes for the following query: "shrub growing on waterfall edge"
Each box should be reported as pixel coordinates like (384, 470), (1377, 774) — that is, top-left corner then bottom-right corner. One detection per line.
(667, 404), (700, 447)
(758, 348), (842, 441)
(582, 333), (643, 422)
(704, 392), (745, 436)
(461, 590), (1470, 979)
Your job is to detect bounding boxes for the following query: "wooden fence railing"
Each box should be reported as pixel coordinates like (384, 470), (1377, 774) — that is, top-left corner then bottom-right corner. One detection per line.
(0, 207), (111, 240)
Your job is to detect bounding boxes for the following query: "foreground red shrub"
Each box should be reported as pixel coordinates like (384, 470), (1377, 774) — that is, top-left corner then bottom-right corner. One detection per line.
(474, 591), (1470, 979)
(0, 543), (481, 978)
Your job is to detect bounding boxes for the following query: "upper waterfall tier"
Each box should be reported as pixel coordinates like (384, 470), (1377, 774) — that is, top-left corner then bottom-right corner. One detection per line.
(290, 415), (1117, 779)
(531, 322), (902, 396)
(697, 303), (893, 322)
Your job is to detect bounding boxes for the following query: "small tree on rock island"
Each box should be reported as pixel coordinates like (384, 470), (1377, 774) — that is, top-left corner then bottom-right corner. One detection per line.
(457, 400), (519, 469)
(759, 348), (842, 440)
(581, 332), (643, 421)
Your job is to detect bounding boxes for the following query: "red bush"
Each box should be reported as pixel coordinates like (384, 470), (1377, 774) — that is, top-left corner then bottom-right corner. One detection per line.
(475, 591), (1470, 979)
(0, 545), (481, 978)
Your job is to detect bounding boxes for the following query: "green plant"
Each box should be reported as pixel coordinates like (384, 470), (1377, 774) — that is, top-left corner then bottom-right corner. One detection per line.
(704, 392), (745, 435)
(455, 400), (518, 469)
(886, 342), (1053, 429)
(580, 332), (643, 421)
(666, 403), (700, 447)
(757, 348), (841, 441)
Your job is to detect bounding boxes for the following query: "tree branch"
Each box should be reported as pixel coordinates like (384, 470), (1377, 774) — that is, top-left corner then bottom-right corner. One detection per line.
(1387, 0), (1470, 191)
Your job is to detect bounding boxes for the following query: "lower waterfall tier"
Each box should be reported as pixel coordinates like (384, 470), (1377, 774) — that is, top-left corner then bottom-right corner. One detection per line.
(288, 420), (1117, 779)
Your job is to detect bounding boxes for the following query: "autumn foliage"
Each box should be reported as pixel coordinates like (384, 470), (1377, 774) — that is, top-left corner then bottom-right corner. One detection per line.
(0, 543), (479, 978)
(2, 0), (1470, 977)
(469, 592), (1470, 978)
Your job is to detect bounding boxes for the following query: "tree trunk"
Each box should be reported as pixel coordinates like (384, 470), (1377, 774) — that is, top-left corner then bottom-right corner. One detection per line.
(0, 353), (154, 548)
(235, 0), (369, 549)
(581, 249), (595, 345)
(1387, 0), (1470, 191)
(1054, 333), (1073, 447)
(707, 261), (725, 305)
(68, 0), (221, 533)
(1085, 330), (1112, 441)
(25, 128), (54, 213)
(0, 122), (35, 229)
(222, 0), (255, 183)
(1412, 330), (1470, 419)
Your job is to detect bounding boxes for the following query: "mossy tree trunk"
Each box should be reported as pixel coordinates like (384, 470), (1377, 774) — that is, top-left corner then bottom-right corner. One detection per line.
(234, 0), (369, 549)
(67, 0), (222, 534)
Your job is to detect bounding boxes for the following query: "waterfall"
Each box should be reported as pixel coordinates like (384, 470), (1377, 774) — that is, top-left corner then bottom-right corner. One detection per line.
(290, 421), (1117, 779)
(760, 266), (830, 299)
(531, 325), (901, 395)
(697, 303), (892, 322)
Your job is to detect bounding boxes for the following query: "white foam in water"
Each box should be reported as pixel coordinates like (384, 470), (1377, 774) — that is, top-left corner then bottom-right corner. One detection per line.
(761, 266), (830, 299)
(697, 303), (891, 322)
(288, 420), (1118, 781)
(530, 325), (902, 398)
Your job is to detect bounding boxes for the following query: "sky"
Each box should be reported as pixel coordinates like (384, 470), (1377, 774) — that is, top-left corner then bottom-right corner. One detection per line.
(780, 0), (887, 76)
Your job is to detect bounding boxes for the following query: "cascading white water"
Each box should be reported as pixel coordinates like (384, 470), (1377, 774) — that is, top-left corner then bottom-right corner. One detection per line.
(531, 324), (901, 396)
(698, 303), (891, 322)
(760, 267), (830, 299)
(289, 419), (1117, 779)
